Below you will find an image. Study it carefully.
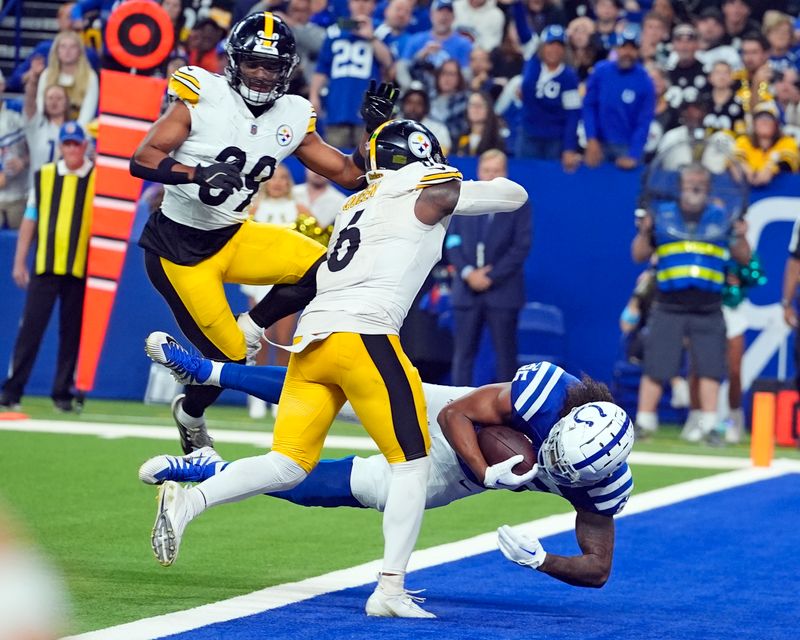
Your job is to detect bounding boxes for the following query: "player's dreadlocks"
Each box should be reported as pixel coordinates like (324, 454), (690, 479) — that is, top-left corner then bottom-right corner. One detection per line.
(559, 375), (615, 418)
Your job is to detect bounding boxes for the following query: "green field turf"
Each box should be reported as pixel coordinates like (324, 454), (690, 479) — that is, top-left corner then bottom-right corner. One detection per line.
(1, 420), (725, 635)
(12, 395), (800, 459)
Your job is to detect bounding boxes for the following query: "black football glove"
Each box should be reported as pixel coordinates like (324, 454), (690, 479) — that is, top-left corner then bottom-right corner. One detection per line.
(193, 162), (243, 194)
(360, 80), (399, 133)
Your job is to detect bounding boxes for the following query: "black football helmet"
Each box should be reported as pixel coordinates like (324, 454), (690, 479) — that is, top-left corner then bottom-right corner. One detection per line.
(225, 12), (299, 107)
(366, 119), (446, 178)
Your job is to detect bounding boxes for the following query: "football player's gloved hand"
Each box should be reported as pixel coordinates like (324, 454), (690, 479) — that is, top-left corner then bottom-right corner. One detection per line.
(236, 313), (264, 364)
(360, 80), (398, 133)
(497, 525), (547, 570)
(193, 162), (243, 194)
(483, 456), (538, 490)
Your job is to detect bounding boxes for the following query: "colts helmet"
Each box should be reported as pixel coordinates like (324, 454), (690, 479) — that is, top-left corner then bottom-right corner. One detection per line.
(538, 402), (633, 487)
(225, 11), (298, 107)
(366, 119), (446, 182)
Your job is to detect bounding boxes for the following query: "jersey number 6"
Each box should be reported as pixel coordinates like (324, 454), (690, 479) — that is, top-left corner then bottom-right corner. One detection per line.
(328, 209), (363, 272)
(198, 146), (276, 211)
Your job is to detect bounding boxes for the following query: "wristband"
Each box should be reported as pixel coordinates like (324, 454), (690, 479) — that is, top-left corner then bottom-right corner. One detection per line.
(781, 298), (792, 308)
(129, 156), (192, 185)
(620, 307), (640, 325)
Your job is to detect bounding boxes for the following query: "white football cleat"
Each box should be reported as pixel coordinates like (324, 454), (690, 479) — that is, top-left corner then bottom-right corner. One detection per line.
(365, 586), (436, 619)
(151, 481), (193, 567)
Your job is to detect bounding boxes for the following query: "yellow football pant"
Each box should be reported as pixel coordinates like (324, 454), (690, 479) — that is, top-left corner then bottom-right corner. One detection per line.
(272, 333), (431, 472)
(155, 220), (325, 361)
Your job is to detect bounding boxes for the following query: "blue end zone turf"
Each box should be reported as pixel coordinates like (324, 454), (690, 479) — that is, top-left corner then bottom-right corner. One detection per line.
(162, 474), (800, 640)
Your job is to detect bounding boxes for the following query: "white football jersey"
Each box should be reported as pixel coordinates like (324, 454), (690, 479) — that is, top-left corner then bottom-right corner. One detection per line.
(295, 162), (462, 338)
(161, 66), (316, 230)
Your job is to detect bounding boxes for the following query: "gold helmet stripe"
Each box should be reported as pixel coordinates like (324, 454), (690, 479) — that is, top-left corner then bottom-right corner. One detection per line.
(263, 11), (274, 39)
(368, 120), (394, 172)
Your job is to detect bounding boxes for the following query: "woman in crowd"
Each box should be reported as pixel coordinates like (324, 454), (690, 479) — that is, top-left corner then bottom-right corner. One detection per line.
(429, 59), (470, 144)
(36, 31), (98, 126)
(565, 16), (599, 82)
(453, 90), (505, 156)
(25, 57), (68, 176)
(734, 101), (799, 186)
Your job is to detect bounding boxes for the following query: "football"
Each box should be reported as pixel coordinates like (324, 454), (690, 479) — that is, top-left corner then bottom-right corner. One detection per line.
(477, 425), (537, 475)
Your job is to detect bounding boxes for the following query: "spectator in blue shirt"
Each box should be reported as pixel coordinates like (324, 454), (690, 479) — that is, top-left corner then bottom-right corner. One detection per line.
(583, 26), (656, 170)
(518, 25), (581, 171)
(311, 0), (394, 148)
(374, 0), (414, 64)
(398, 0), (473, 89)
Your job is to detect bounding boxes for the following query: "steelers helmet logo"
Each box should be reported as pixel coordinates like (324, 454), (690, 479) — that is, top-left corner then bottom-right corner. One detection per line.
(408, 131), (433, 158)
(276, 125), (294, 146)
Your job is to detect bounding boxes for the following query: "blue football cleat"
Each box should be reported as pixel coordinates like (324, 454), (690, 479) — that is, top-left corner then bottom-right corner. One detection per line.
(145, 332), (212, 385)
(139, 447), (225, 485)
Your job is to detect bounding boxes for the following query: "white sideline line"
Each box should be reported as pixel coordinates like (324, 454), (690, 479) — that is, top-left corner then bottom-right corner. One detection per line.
(63, 463), (799, 640)
(0, 419), (378, 453)
(0, 420), (767, 469)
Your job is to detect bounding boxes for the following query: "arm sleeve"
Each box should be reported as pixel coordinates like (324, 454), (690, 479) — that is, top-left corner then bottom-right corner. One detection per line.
(512, 1), (533, 45)
(315, 38), (334, 75)
(581, 70), (599, 140)
(486, 201), (532, 285)
(453, 178), (528, 216)
(629, 76), (656, 161)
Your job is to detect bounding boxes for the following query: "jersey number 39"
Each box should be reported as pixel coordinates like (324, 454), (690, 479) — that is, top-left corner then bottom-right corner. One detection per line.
(198, 146), (276, 211)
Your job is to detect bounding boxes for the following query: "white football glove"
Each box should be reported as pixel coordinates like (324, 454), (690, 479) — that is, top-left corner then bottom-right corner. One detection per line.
(482, 456), (538, 490)
(236, 312), (264, 364)
(497, 524), (547, 570)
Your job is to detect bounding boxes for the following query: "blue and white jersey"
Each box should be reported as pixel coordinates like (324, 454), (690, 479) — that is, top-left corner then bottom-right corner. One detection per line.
(316, 25), (383, 125)
(509, 362), (633, 516)
(520, 58), (581, 150)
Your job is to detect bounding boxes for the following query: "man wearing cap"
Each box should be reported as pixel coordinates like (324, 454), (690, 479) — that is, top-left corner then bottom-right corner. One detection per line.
(583, 25), (655, 170)
(518, 24), (581, 171)
(665, 24), (707, 119)
(0, 122), (94, 412)
(401, 0), (473, 72)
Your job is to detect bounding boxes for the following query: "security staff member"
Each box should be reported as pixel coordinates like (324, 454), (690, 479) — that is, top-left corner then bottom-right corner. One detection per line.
(0, 121), (94, 412)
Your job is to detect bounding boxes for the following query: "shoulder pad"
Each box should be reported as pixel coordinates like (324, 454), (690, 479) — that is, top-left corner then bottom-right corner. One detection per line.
(168, 66), (204, 106)
(415, 164), (463, 189)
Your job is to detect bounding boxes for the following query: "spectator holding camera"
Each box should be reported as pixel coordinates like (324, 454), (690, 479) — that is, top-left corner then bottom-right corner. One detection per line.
(631, 164), (751, 440)
(583, 25), (655, 169)
(311, 0), (393, 148)
(734, 101), (800, 186)
(517, 25), (581, 170)
(401, 0), (473, 76)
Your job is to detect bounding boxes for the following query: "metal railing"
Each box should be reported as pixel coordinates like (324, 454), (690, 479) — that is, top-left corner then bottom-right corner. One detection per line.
(0, 0), (23, 67)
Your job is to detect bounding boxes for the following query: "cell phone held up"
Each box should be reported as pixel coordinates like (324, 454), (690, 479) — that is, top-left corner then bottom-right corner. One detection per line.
(337, 17), (361, 31)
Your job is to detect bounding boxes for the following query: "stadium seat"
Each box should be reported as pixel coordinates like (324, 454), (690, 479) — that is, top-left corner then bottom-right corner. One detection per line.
(516, 302), (566, 368)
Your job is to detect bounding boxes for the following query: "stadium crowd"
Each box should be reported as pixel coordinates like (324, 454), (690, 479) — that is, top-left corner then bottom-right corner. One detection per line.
(2, 0), (800, 439)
